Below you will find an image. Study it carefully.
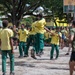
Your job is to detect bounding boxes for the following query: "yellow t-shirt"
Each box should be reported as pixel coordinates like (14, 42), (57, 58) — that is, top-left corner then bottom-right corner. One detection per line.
(0, 28), (13, 50)
(18, 29), (28, 42)
(51, 32), (60, 45)
(29, 21), (37, 35)
(44, 32), (51, 40)
(35, 18), (46, 34)
(0, 28), (2, 49)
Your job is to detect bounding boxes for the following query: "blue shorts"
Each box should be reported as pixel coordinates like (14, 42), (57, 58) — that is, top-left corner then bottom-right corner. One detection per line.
(62, 34), (65, 40)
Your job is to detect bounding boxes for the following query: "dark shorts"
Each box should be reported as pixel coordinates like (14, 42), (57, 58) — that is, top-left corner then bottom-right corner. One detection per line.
(70, 51), (75, 62)
(62, 34), (65, 40)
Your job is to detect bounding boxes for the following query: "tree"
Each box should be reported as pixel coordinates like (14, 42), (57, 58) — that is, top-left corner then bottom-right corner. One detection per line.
(42, 0), (67, 26)
(0, 0), (66, 27)
(0, 0), (43, 26)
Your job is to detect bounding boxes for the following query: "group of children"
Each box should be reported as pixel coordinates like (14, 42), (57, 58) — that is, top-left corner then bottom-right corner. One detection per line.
(0, 14), (49, 75)
(0, 14), (73, 75)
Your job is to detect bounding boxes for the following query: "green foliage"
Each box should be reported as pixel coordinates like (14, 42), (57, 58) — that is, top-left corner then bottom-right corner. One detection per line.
(20, 17), (33, 26)
(0, 0), (67, 26)
(43, 0), (65, 20)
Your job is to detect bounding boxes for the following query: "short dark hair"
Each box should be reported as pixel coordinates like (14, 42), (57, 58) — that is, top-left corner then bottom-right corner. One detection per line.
(72, 20), (75, 26)
(2, 20), (8, 28)
(36, 13), (43, 20)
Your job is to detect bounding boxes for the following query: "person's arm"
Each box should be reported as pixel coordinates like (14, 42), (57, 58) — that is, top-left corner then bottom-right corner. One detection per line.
(13, 28), (19, 34)
(68, 29), (74, 43)
(44, 27), (55, 36)
(69, 34), (74, 43)
(44, 27), (50, 32)
(9, 30), (14, 53)
(10, 37), (14, 54)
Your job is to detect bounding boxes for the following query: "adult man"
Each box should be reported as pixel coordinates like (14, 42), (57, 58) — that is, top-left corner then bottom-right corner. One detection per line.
(69, 20), (75, 75)
(0, 20), (14, 75)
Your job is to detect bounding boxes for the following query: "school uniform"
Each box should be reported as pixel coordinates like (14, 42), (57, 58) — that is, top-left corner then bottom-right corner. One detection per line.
(35, 18), (46, 54)
(18, 29), (28, 57)
(0, 28), (14, 73)
(44, 31), (51, 44)
(50, 31), (62, 59)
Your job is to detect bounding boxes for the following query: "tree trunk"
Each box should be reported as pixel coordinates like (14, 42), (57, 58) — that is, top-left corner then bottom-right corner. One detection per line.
(12, 18), (20, 27)
(12, 0), (20, 27)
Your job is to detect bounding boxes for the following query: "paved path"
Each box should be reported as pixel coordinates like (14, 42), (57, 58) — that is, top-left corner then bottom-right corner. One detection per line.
(0, 47), (74, 75)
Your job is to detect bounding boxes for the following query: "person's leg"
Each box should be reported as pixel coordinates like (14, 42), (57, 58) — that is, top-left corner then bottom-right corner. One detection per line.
(31, 35), (36, 59)
(15, 40), (18, 49)
(19, 42), (23, 57)
(25, 35), (32, 56)
(50, 44), (55, 59)
(23, 42), (28, 57)
(39, 34), (44, 54)
(8, 50), (14, 74)
(61, 38), (64, 49)
(36, 33), (44, 56)
(55, 45), (59, 59)
(65, 43), (71, 55)
(69, 61), (74, 75)
(2, 51), (7, 74)
(35, 33), (39, 55)
(69, 51), (75, 75)
(31, 48), (36, 59)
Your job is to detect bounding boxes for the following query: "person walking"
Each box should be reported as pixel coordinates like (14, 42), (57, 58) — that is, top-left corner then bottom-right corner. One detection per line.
(0, 20), (14, 75)
(69, 20), (75, 75)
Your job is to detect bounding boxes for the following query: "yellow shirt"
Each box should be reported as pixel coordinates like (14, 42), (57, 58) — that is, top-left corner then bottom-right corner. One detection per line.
(35, 18), (46, 34)
(0, 28), (2, 48)
(51, 32), (60, 45)
(44, 32), (51, 40)
(18, 29), (28, 42)
(0, 28), (13, 50)
(29, 21), (37, 35)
